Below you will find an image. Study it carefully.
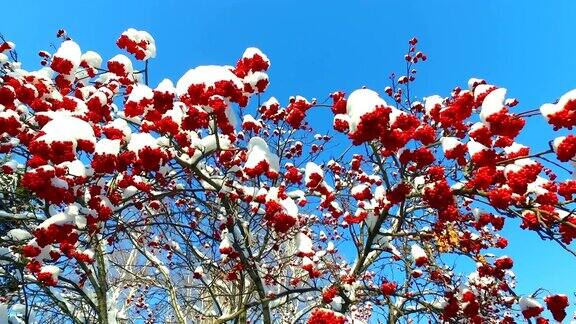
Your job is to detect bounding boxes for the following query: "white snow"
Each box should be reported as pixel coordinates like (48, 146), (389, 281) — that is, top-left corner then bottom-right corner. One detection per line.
(0, 42), (14, 55)
(541, 89), (576, 120)
(146, 251), (169, 275)
(351, 184), (369, 198)
(88, 91), (107, 107)
(127, 84), (153, 104)
(219, 233), (233, 253)
(473, 84), (494, 101)
(362, 211), (378, 231)
(333, 113), (350, 127)
(11, 303), (25, 316)
(540, 103), (562, 121)
(479, 87), (506, 122)
(81, 51), (102, 68)
(107, 118), (132, 140)
(305, 162), (324, 183)
(198, 134), (232, 152)
(424, 95), (443, 116)
(37, 114), (96, 146)
(155, 78), (175, 94)
(266, 187), (298, 218)
(53, 40), (81, 74)
(162, 102), (185, 125)
(513, 158), (537, 168)
(518, 297), (542, 311)
(1, 160), (18, 172)
(296, 232), (313, 256)
(60, 159), (87, 177)
(242, 114), (262, 128)
(467, 140), (489, 156)
(38, 205), (80, 229)
(5, 229), (32, 241)
(81, 249), (94, 260)
(95, 139), (121, 155)
(553, 136), (566, 153)
(467, 77), (485, 90)
(176, 65), (243, 98)
(245, 137), (280, 174)
(123, 186), (138, 198)
(50, 177), (69, 189)
(469, 122), (485, 134)
(244, 71), (268, 91)
(108, 54), (133, 74)
(40, 265), (61, 280)
(0, 109), (20, 121)
(302, 255), (314, 267)
(327, 241), (335, 252)
(120, 28), (156, 60)
(504, 142), (528, 155)
(262, 96), (279, 108)
(441, 137), (463, 152)
(127, 133), (158, 152)
(411, 244), (427, 260)
(242, 47), (270, 65)
(287, 189), (306, 200)
(346, 88), (388, 132)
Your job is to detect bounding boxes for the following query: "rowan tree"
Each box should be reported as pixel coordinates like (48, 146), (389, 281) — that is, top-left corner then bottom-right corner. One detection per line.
(0, 29), (575, 323)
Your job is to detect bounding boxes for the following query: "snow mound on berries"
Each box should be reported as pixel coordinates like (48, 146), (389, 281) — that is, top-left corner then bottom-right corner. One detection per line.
(267, 187), (299, 218)
(305, 162), (324, 182)
(245, 137), (280, 174)
(345, 88), (387, 132)
(156, 78), (175, 93)
(175, 65), (243, 97)
(540, 89), (576, 119)
(242, 47), (270, 66)
(411, 244), (427, 262)
(38, 204), (84, 229)
(519, 296), (542, 311)
(128, 133), (158, 152)
(95, 139), (121, 155)
(296, 232), (313, 256)
(37, 115), (95, 145)
(119, 28), (156, 60)
(40, 265), (60, 280)
(128, 84), (154, 104)
(424, 95), (444, 115)
(480, 87), (506, 122)
(81, 51), (102, 68)
(441, 137), (463, 152)
(60, 159), (88, 177)
(52, 40), (81, 74)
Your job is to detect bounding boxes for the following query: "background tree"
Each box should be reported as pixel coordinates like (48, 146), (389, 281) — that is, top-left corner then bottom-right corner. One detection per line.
(0, 29), (575, 323)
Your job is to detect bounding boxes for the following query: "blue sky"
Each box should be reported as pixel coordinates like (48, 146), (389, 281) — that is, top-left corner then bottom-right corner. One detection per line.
(3, 0), (576, 317)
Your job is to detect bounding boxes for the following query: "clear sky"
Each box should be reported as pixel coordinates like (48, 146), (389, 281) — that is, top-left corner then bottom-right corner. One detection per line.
(3, 0), (576, 317)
